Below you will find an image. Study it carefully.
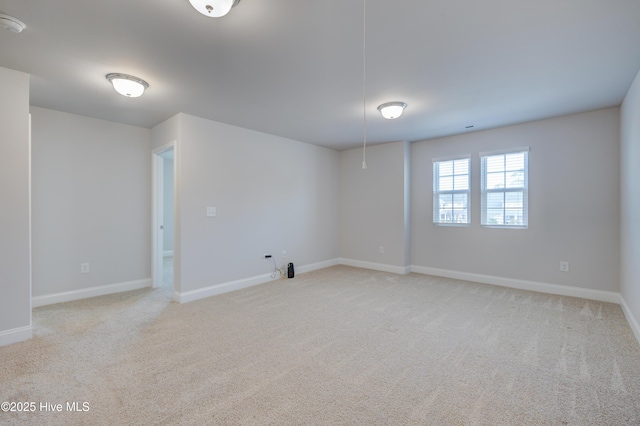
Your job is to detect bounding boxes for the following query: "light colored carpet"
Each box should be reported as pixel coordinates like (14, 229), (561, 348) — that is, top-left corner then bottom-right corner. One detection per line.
(1, 266), (639, 425)
(163, 255), (173, 291)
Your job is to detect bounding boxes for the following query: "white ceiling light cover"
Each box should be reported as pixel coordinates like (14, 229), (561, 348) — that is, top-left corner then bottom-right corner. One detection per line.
(106, 73), (149, 98)
(377, 102), (407, 119)
(188, 0), (239, 18)
(0, 13), (26, 33)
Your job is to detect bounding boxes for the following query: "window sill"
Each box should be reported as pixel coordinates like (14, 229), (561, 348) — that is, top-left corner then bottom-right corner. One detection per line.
(481, 225), (528, 229)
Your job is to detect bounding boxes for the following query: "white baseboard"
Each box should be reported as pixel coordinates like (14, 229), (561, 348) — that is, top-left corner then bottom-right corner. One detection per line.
(0, 325), (32, 347)
(296, 258), (340, 274)
(175, 258), (342, 304)
(32, 278), (151, 308)
(176, 273), (275, 303)
(340, 258), (411, 275)
(620, 296), (640, 345)
(163, 250), (173, 257)
(410, 265), (620, 304)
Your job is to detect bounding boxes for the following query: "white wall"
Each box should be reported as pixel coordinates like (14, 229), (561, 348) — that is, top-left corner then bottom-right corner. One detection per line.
(30, 107), (152, 303)
(340, 141), (410, 272)
(0, 67), (31, 346)
(151, 114), (180, 150)
(158, 114), (340, 295)
(621, 68), (640, 336)
(412, 108), (620, 292)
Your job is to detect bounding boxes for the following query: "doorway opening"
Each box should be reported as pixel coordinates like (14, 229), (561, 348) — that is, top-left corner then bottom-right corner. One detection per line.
(152, 145), (175, 296)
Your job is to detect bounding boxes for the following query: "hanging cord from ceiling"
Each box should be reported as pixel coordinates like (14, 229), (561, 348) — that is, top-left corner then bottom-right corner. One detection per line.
(361, 0), (368, 169)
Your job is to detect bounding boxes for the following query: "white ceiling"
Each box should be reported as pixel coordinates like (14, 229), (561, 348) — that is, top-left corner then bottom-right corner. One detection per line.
(1, 0), (639, 150)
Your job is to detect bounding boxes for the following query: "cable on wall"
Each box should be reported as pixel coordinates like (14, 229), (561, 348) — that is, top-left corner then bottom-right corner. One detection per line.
(265, 255), (281, 279)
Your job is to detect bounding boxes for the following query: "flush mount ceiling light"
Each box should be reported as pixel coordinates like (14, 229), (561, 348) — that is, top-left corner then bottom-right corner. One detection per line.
(106, 73), (149, 98)
(377, 101), (407, 119)
(0, 13), (26, 33)
(188, 0), (240, 17)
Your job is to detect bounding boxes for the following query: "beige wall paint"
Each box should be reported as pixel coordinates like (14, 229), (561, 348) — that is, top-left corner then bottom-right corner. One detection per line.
(30, 107), (151, 297)
(0, 66), (31, 344)
(621, 68), (640, 328)
(412, 108), (620, 292)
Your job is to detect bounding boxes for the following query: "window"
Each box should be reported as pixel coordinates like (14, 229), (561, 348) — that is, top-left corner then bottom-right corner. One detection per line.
(433, 157), (470, 225)
(481, 148), (528, 227)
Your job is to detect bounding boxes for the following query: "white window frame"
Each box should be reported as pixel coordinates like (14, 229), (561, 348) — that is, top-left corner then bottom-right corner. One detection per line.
(480, 147), (529, 228)
(433, 156), (471, 226)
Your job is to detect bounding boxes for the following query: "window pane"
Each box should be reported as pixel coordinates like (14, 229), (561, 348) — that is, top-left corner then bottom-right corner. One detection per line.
(505, 210), (523, 225)
(454, 175), (469, 191)
(505, 153), (524, 171)
(487, 209), (504, 225)
(439, 176), (453, 191)
(505, 192), (523, 208)
(454, 211), (468, 223)
(506, 171), (524, 188)
(439, 193), (453, 209)
(438, 161), (453, 177)
(453, 159), (469, 175)
(452, 194), (468, 223)
(453, 193), (468, 207)
(486, 172), (504, 189)
(487, 192), (504, 209)
(486, 156), (504, 173)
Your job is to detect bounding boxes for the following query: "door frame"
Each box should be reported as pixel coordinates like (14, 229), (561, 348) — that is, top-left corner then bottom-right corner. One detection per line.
(152, 142), (176, 290)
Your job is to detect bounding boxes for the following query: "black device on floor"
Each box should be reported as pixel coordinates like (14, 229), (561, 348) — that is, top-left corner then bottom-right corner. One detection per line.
(287, 263), (294, 278)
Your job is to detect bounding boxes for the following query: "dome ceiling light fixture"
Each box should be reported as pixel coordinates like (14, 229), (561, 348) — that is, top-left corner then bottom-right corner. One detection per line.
(377, 101), (407, 119)
(0, 13), (26, 33)
(106, 73), (149, 98)
(188, 0), (241, 18)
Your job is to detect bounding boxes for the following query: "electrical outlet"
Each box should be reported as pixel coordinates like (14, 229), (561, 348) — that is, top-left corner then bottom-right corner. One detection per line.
(206, 207), (216, 217)
(379, 246), (384, 254)
(80, 263), (90, 274)
(282, 250), (287, 258)
(560, 261), (569, 272)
